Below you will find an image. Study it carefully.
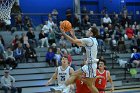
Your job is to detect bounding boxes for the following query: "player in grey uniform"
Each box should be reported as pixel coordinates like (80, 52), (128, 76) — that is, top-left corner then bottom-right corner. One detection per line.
(46, 56), (74, 93)
(54, 26), (100, 93)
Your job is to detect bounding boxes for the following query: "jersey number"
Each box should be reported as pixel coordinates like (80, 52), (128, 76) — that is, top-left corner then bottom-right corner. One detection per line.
(61, 76), (65, 81)
(98, 79), (102, 84)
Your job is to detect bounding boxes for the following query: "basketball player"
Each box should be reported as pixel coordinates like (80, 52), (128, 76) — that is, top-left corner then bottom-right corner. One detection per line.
(95, 59), (114, 93)
(52, 26), (100, 93)
(46, 56), (74, 93)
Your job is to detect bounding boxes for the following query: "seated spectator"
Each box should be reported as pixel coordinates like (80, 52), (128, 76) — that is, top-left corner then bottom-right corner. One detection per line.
(121, 14), (130, 29)
(0, 53), (6, 69)
(112, 14), (120, 27)
(1, 69), (16, 93)
(20, 33), (28, 48)
(110, 35), (117, 52)
(48, 30), (56, 46)
(25, 43), (38, 62)
(72, 43), (81, 55)
(46, 48), (56, 67)
(51, 43), (57, 53)
(103, 14), (112, 27)
(13, 43), (24, 63)
(137, 35), (140, 52)
(132, 21), (139, 35)
(23, 16), (32, 31)
(82, 15), (91, 31)
(12, 35), (20, 49)
(118, 37), (126, 53)
(5, 47), (17, 69)
(55, 48), (62, 66)
(73, 14), (81, 34)
(125, 25), (134, 40)
(42, 21), (50, 37)
(14, 14), (23, 31)
(130, 48), (140, 67)
(51, 9), (58, 24)
(26, 27), (37, 48)
(38, 30), (49, 48)
(59, 35), (66, 48)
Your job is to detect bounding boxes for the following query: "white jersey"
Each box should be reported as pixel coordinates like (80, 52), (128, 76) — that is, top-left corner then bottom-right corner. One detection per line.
(57, 66), (70, 86)
(80, 37), (98, 63)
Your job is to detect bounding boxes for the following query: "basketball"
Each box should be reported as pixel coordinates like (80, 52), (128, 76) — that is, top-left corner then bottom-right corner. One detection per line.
(60, 20), (72, 32)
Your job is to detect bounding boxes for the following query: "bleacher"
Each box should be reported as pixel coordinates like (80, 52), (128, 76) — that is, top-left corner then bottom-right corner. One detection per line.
(0, 31), (140, 93)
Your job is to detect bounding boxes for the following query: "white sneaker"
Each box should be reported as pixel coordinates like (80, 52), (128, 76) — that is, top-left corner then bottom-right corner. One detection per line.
(50, 84), (66, 92)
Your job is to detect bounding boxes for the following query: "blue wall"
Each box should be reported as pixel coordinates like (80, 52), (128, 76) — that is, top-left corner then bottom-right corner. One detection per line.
(80, 0), (98, 13)
(19, 0), (74, 25)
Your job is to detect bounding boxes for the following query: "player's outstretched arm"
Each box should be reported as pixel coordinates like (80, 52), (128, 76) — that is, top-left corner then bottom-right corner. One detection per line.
(60, 28), (82, 46)
(46, 68), (57, 86)
(107, 71), (114, 92)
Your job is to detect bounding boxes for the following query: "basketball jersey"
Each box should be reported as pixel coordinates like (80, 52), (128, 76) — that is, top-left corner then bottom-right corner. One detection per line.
(95, 70), (107, 90)
(75, 78), (91, 93)
(80, 37), (98, 63)
(57, 66), (70, 86)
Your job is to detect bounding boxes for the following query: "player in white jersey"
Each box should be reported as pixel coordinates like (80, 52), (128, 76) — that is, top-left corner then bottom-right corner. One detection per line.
(54, 26), (100, 93)
(46, 56), (74, 93)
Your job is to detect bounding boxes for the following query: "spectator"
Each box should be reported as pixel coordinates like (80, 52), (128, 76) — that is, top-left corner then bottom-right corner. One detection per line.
(137, 35), (140, 52)
(38, 30), (49, 48)
(51, 43), (57, 54)
(11, 1), (22, 14)
(132, 21), (139, 35)
(0, 52), (6, 69)
(1, 69), (16, 93)
(130, 48), (140, 67)
(103, 14), (112, 27)
(14, 14), (23, 31)
(12, 35), (20, 49)
(59, 35), (66, 48)
(51, 9), (58, 24)
(72, 43), (81, 55)
(13, 43), (24, 63)
(48, 30), (56, 46)
(46, 48), (56, 67)
(118, 37), (126, 53)
(42, 21), (50, 37)
(0, 35), (5, 47)
(125, 25), (134, 40)
(48, 17), (55, 31)
(110, 35), (117, 52)
(66, 8), (72, 23)
(26, 27), (37, 48)
(5, 47), (17, 69)
(130, 36), (137, 52)
(20, 33), (28, 48)
(82, 15), (91, 31)
(23, 16), (32, 31)
(55, 48), (62, 66)
(121, 14), (130, 29)
(112, 14), (120, 27)
(25, 44), (38, 62)
(73, 14), (81, 32)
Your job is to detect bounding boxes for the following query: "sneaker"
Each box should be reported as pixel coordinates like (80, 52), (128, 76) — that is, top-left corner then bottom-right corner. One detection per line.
(50, 84), (66, 92)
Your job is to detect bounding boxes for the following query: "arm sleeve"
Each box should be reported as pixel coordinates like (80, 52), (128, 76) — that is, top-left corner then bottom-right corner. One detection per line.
(79, 38), (93, 46)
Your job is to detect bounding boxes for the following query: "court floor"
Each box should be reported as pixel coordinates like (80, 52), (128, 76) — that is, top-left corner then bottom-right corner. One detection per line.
(106, 88), (140, 93)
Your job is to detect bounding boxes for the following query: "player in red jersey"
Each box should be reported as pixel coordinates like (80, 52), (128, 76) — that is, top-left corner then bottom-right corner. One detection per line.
(95, 59), (114, 93)
(75, 73), (91, 93)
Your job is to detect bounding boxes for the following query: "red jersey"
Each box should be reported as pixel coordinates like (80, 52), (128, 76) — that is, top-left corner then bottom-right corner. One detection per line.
(75, 78), (91, 93)
(95, 69), (107, 91)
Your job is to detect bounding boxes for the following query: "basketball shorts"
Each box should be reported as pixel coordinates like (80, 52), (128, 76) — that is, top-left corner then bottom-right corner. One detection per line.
(81, 63), (97, 78)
